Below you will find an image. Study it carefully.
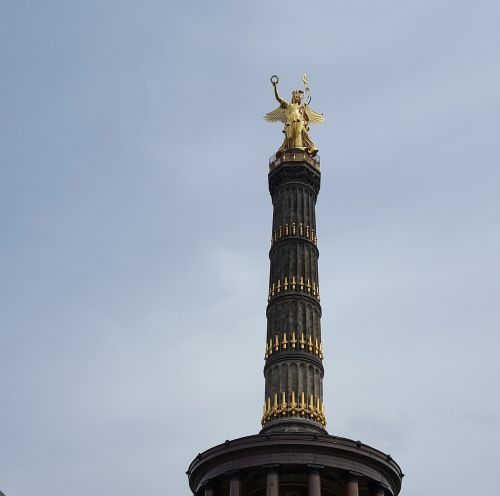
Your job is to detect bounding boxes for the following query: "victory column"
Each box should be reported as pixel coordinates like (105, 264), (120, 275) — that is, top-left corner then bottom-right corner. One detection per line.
(187, 75), (404, 496)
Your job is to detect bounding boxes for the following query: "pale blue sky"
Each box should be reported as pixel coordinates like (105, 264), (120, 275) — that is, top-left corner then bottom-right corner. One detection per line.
(1, 1), (499, 495)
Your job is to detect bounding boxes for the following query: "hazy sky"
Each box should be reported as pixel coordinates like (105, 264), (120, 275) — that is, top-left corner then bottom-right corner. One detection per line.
(1, 1), (499, 495)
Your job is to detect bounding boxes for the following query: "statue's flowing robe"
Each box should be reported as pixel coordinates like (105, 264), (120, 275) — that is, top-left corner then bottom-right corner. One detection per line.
(265, 101), (324, 156)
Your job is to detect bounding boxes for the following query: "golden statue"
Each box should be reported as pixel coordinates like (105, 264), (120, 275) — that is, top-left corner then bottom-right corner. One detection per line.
(265, 74), (324, 156)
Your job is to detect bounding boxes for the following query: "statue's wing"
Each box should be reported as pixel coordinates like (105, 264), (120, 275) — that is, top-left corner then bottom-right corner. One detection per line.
(304, 106), (325, 124)
(264, 105), (287, 123)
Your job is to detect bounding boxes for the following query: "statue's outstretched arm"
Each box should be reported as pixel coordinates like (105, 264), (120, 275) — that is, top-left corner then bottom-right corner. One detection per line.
(273, 82), (286, 105)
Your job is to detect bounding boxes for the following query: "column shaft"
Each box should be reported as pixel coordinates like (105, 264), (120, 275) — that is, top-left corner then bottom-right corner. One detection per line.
(229, 474), (240, 496)
(308, 470), (321, 496)
(266, 470), (279, 496)
(263, 161), (325, 433)
(345, 479), (359, 496)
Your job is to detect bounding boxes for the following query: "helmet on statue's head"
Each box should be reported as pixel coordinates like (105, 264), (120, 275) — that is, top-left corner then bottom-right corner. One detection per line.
(291, 90), (303, 103)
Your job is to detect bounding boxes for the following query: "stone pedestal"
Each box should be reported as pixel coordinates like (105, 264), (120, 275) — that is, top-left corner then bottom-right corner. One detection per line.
(188, 434), (403, 496)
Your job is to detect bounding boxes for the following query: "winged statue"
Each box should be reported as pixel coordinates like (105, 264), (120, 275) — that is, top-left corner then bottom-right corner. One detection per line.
(264, 74), (324, 156)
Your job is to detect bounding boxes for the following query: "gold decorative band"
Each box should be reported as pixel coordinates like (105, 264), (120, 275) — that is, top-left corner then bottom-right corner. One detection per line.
(268, 276), (320, 301)
(265, 332), (323, 360)
(271, 223), (317, 246)
(261, 392), (326, 427)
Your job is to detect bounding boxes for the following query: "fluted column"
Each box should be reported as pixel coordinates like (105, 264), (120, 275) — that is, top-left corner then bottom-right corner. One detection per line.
(229, 471), (240, 496)
(262, 155), (326, 434)
(308, 464), (323, 496)
(265, 464), (279, 496)
(204, 486), (214, 496)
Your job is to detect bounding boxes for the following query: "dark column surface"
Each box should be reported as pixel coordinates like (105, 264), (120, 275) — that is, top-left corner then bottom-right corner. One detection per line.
(262, 156), (326, 433)
(308, 465), (322, 496)
(345, 474), (359, 496)
(229, 472), (240, 496)
(370, 483), (386, 496)
(265, 465), (279, 496)
(203, 487), (214, 496)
